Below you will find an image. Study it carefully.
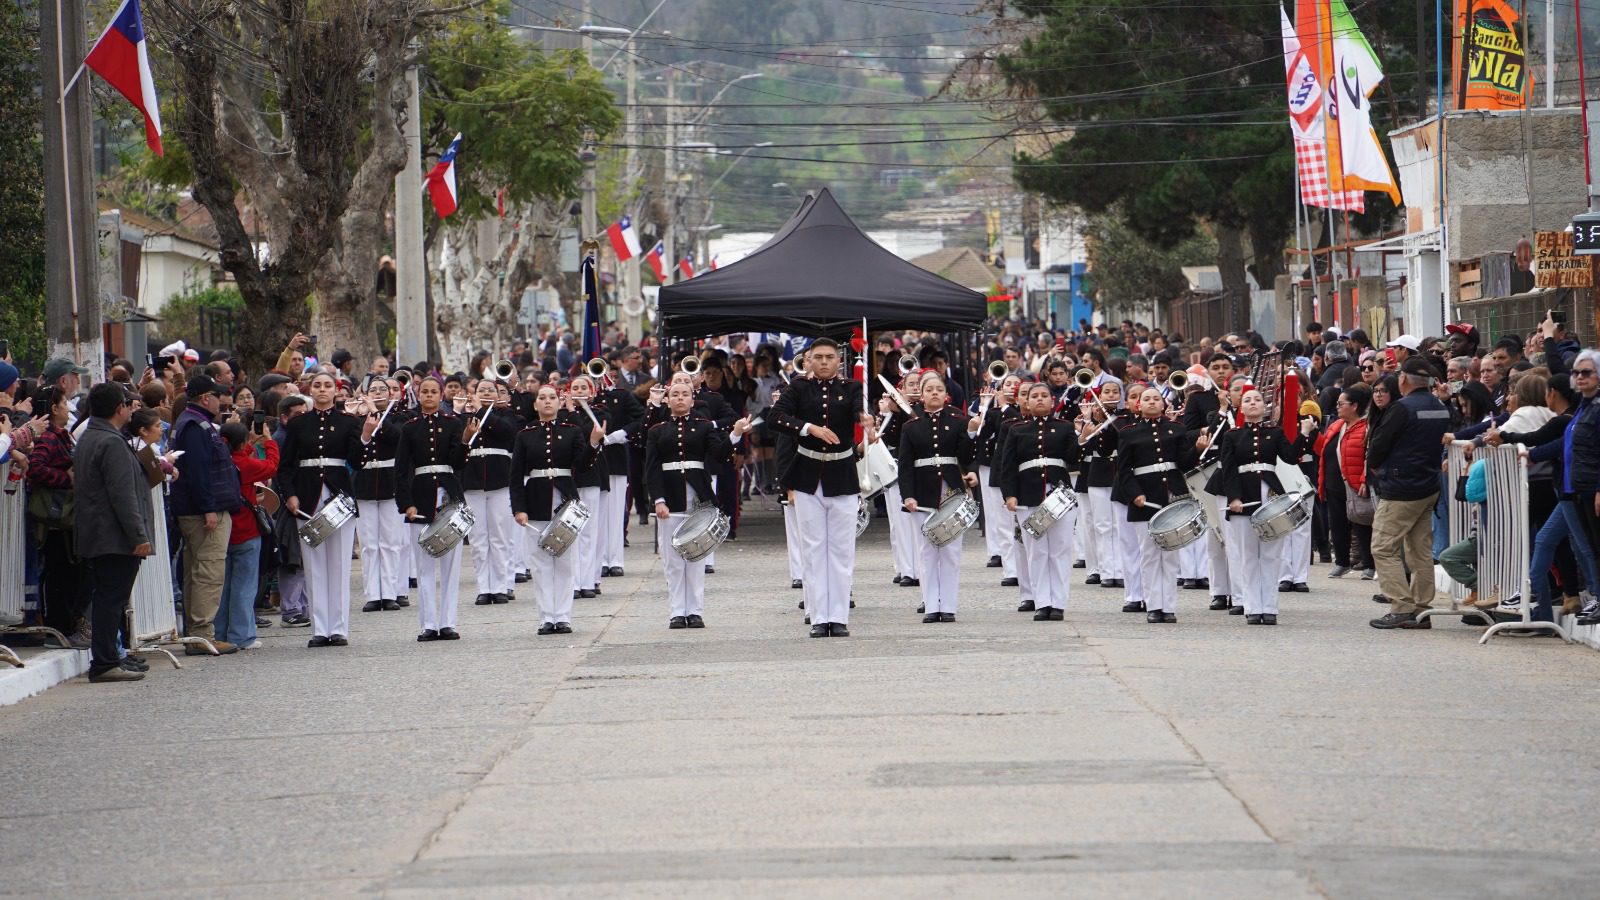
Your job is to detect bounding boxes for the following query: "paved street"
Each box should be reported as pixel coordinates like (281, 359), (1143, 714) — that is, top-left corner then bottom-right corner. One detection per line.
(6, 504), (1600, 898)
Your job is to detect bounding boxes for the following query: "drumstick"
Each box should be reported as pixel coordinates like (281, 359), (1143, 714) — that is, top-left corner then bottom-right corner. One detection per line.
(576, 398), (603, 431)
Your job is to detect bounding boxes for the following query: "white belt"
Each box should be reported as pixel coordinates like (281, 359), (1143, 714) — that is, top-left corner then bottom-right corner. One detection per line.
(523, 468), (572, 483)
(1132, 462), (1176, 476)
(415, 465), (454, 476)
(1238, 462), (1274, 474)
(1020, 457), (1065, 472)
(1300, 455), (1314, 463)
(361, 460), (395, 470)
(798, 446), (853, 462)
(298, 458), (348, 468)
(468, 448), (512, 459)
(914, 456), (959, 468)
(662, 461), (705, 472)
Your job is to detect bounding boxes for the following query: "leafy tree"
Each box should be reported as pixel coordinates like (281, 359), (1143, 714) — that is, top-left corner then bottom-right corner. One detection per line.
(0, 3), (46, 368)
(1085, 209), (1216, 321)
(156, 285), (244, 344)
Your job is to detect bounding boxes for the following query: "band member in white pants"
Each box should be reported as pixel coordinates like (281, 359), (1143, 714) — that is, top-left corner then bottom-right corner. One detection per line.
(353, 378), (407, 612)
(974, 375), (1021, 585)
(562, 376), (611, 599)
(647, 382), (751, 628)
(769, 338), (870, 638)
(1278, 434), (1317, 592)
(1078, 383), (1124, 591)
(461, 379), (521, 606)
(281, 371), (375, 647)
(396, 377), (470, 642)
(880, 369), (924, 588)
(1115, 388), (1201, 623)
(512, 384), (603, 635)
(597, 370), (645, 578)
(1001, 382), (1081, 620)
(895, 374), (976, 623)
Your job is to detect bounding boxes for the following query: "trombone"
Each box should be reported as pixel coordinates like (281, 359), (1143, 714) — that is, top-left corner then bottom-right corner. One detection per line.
(897, 353), (919, 376)
(584, 357), (609, 379)
(1167, 370), (1189, 393)
(986, 359), (1009, 383)
(1073, 367), (1096, 389)
(679, 355), (702, 377)
(488, 359), (517, 383)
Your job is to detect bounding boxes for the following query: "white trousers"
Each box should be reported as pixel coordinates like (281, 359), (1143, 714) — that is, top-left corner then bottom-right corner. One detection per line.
(527, 519), (576, 624)
(1115, 503), (1144, 603)
(1011, 504), (1034, 605)
(602, 474), (629, 568)
(1207, 496), (1232, 596)
(304, 488), (355, 639)
(411, 524), (462, 631)
(911, 511), (963, 615)
(783, 500), (803, 581)
(1137, 527), (1181, 613)
(1087, 487), (1121, 580)
(465, 488), (516, 596)
(794, 488), (856, 625)
(517, 519), (534, 576)
(1075, 491), (1093, 568)
(575, 485), (603, 589)
(978, 466), (1016, 577)
(1020, 506), (1076, 611)
(408, 524), (427, 588)
(659, 488), (708, 618)
(1180, 538), (1207, 580)
(1226, 491), (1284, 615)
(1280, 497), (1312, 584)
(355, 499), (405, 602)
(884, 483), (917, 579)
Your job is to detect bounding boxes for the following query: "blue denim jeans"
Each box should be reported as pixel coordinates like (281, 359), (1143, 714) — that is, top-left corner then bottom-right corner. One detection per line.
(1529, 500), (1600, 622)
(1432, 471), (1450, 560)
(217, 537), (261, 646)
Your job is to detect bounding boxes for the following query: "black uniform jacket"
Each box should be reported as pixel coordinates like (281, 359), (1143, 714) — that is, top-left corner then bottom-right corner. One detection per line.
(597, 386), (646, 474)
(974, 401), (1022, 468)
(352, 407), (409, 502)
(280, 405), (365, 515)
(644, 415), (733, 513)
(1205, 420), (1307, 518)
(770, 376), (864, 497)
(1000, 415), (1081, 508)
(1112, 417), (1199, 523)
(986, 409), (1026, 489)
(557, 406), (610, 488)
(460, 407), (520, 492)
(894, 406), (975, 509)
(394, 410), (468, 524)
(509, 418), (596, 521)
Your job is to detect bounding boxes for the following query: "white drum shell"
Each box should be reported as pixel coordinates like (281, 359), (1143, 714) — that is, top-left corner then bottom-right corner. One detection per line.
(1249, 492), (1310, 542)
(672, 504), (731, 562)
(298, 494), (357, 548)
(1021, 485), (1078, 539)
(539, 499), (590, 558)
(921, 492), (979, 547)
(1148, 497), (1207, 551)
(419, 502), (476, 558)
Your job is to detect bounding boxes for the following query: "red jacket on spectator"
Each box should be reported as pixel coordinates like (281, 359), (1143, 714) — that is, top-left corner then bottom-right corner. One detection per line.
(1315, 418), (1368, 499)
(27, 425), (73, 489)
(229, 440), (279, 544)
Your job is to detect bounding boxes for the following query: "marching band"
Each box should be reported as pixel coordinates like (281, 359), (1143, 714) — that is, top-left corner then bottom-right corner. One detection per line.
(272, 338), (1324, 646)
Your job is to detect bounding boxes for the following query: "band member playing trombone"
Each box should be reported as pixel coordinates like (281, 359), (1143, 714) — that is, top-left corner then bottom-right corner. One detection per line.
(770, 337), (871, 638)
(353, 377), (407, 613)
(395, 377), (469, 642)
(1114, 387), (1200, 624)
(1001, 382), (1081, 621)
(896, 373), (977, 623)
(511, 384), (602, 636)
(647, 381), (752, 629)
(461, 378), (520, 607)
(282, 371), (377, 647)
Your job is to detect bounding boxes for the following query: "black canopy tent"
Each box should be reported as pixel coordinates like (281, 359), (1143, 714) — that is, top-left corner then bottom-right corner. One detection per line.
(656, 188), (988, 340)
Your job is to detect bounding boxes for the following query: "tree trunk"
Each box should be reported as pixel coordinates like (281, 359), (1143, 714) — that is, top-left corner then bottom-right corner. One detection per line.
(1214, 222), (1251, 333)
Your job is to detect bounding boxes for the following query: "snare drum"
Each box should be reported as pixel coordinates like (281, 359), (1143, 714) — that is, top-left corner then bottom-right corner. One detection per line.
(418, 501), (475, 558)
(921, 491), (979, 547)
(1021, 484), (1078, 539)
(298, 493), (357, 548)
(1147, 496), (1207, 551)
(856, 494), (871, 537)
(672, 503), (731, 561)
(538, 498), (590, 558)
(1249, 491), (1311, 542)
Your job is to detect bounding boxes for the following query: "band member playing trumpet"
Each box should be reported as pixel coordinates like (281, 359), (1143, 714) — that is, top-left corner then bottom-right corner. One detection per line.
(647, 381), (752, 629)
(595, 361), (646, 579)
(1114, 387), (1201, 623)
(895, 374), (977, 623)
(353, 377), (408, 613)
(282, 371), (377, 647)
(1205, 386), (1317, 624)
(561, 375), (611, 598)
(878, 368), (925, 589)
(461, 379), (521, 607)
(974, 374), (1023, 585)
(395, 377), (469, 642)
(1001, 382), (1082, 621)
(1076, 383), (1124, 592)
(510, 385), (603, 636)
(770, 337), (872, 638)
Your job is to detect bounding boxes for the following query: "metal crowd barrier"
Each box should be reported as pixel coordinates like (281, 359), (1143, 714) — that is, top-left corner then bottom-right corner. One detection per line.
(131, 484), (211, 665)
(1423, 441), (1479, 619)
(0, 458), (73, 656)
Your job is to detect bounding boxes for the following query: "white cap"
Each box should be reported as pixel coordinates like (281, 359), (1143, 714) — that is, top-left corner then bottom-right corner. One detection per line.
(1386, 334), (1421, 351)
(159, 340), (187, 358)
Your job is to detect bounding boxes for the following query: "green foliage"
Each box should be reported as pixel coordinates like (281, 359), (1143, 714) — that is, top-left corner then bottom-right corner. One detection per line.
(0, 3), (46, 368)
(157, 286), (244, 342)
(1086, 210), (1215, 308)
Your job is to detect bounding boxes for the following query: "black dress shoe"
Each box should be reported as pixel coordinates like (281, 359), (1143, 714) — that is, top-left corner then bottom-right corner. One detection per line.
(382, 599), (401, 611)
(438, 627), (459, 640)
(669, 616), (688, 629)
(1000, 577), (1019, 587)
(362, 600), (383, 612)
(1261, 614), (1278, 625)
(613, 566), (626, 577)
(1050, 608), (1065, 621)
(396, 597), (410, 607)
(600, 567), (616, 578)
(1292, 582), (1309, 593)
(1245, 614), (1263, 625)
(810, 624), (829, 638)
(940, 613), (956, 623)
(1209, 596), (1231, 611)
(494, 593), (512, 604)
(308, 635), (331, 647)
(986, 555), (1002, 568)
(1086, 573), (1101, 585)
(792, 579), (803, 589)
(514, 572), (531, 584)
(1123, 600), (1146, 613)
(704, 565), (715, 574)
(798, 599), (806, 610)
(1178, 577), (1189, 587)
(1017, 599), (1034, 612)
(804, 615), (810, 625)
(850, 600), (855, 608)
(1162, 612), (1177, 624)
(687, 615), (705, 628)
(917, 602), (925, 614)
(120, 655), (150, 672)
(417, 629), (440, 642)
(554, 622), (573, 634)
(409, 577), (419, 590)
(829, 623), (849, 637)
(1073, 559), (1087, 568)
(894, 574), (905, 585)
(1278, 580), (1294, 592)
(591, 585), (602, 595)
(1035, 607), (1056, 621)
(1146, 610), (1165, 623)
(328, 635), (348, 646)
(578, 589), (596, 599)
(922, 612), (942, 623)
(474, 594), (493, 606)
(538, 623), (557, 635)
(1193, 578), (1210, 590)
(901, 577), (920, 587)
(1104, 579), (1124, 588)
(1229, 604), (1245, 615)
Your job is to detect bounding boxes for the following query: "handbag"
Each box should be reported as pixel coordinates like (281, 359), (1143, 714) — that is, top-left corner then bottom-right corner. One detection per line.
(27, 485), (75, 530)
(1345, 486), (1376, 525)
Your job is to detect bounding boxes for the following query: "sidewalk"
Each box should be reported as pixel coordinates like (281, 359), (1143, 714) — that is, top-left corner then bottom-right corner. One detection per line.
(0, 646), (88, 707)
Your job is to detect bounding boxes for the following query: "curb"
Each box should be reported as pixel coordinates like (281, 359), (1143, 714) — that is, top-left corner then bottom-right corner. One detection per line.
(0, 649), (90, 707)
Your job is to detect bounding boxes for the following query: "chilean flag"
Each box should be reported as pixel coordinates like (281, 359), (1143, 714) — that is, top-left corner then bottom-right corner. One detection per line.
(678, 253), (696, 279)
(707, 254), (720, 271)
(644, 241), (666, 280)
(605, 215), (642, 261)
(424, 133), (462, 218)
(85, 0), (163, 156)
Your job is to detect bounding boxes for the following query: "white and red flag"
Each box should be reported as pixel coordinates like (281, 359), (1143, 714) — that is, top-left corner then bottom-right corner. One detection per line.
(606, 215), (642, 261)
(424, 133), (462, 218)
(85, 0), (163, 156)
(644, 241), (667, 280)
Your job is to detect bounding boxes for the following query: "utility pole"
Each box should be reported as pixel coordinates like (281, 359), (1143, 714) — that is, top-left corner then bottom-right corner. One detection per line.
(663, 68), (676, 286)
(624, 42), (643, 343)
(395, 63), (427, 367)
(43, 0), (101, 376)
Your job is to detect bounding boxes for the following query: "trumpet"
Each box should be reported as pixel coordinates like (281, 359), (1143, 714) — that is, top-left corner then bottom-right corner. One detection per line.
(790, 355), (806, 377)
(679, 355), (702, 377)
(897, 353), (919, 376)
(986, 359), (1009, 382)
(584, 357), (609, 380)
(393, 368), (413, 389)
(1073, 367), (1096, 389)
(1167, 370), (1189, 393)
(490, 359), (517, 383)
